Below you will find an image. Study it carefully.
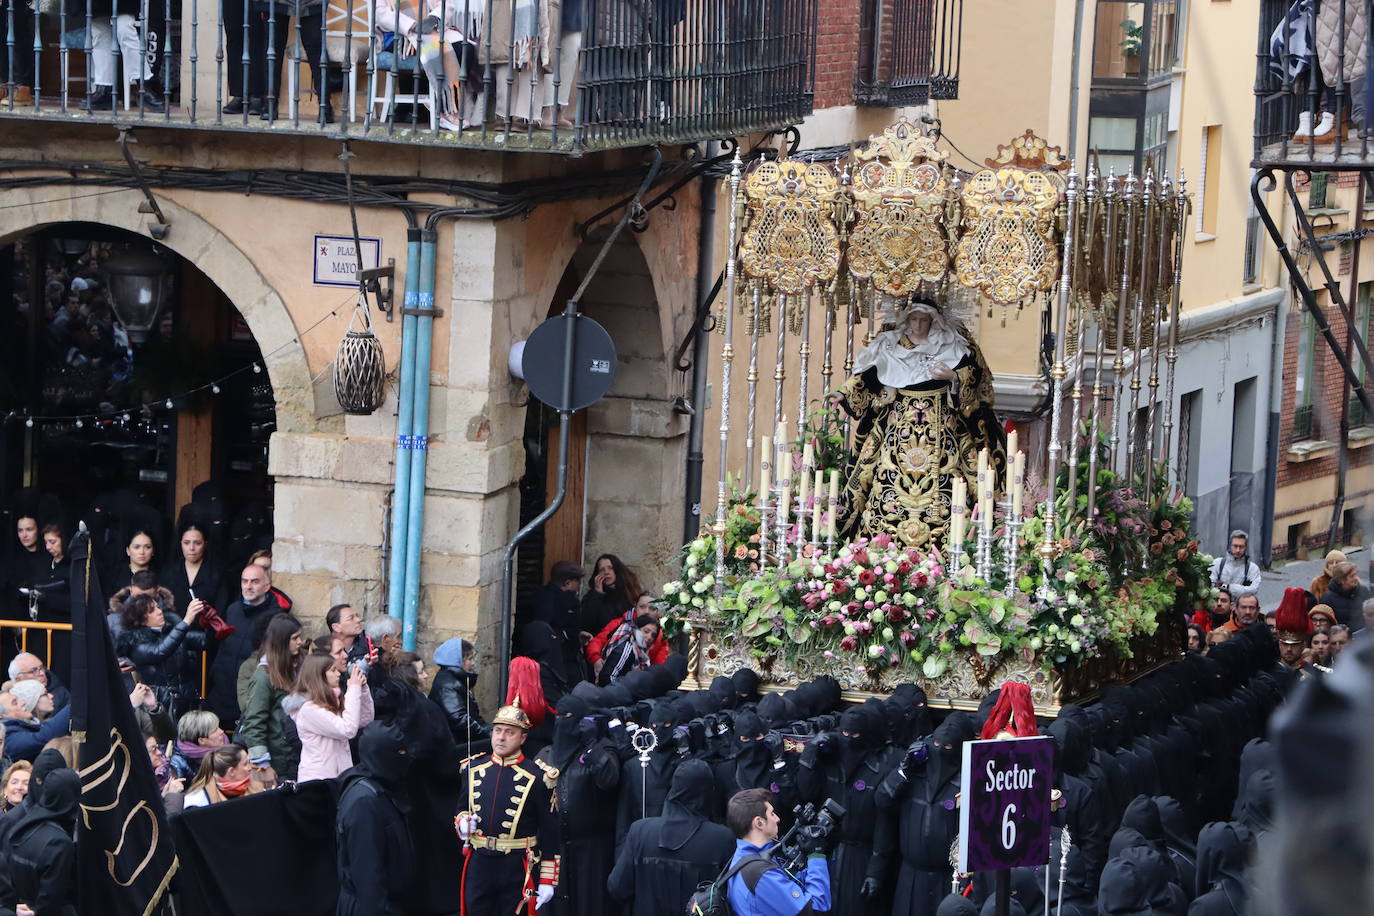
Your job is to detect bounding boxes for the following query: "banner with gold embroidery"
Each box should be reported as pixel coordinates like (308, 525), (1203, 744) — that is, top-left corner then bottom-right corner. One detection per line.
(70, 528), (178, 915)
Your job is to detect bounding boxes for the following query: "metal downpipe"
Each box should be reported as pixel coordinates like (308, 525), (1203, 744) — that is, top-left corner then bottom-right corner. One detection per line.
(386, 228), (422, 621)
(401, 229), (439, 650)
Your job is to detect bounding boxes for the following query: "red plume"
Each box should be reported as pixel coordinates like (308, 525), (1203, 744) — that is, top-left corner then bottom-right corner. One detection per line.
(506, 657), (548, 728)
(979, 681), (1039, 740)
(1274, 586), (1313, 638)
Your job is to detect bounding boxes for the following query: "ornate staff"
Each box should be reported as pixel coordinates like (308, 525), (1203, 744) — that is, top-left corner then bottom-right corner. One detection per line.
(797, 293), (812, 441)
(1041, 167), (1079, 547)
(714, 151), (743, 592)
(1161, 175), (1188, 483)
(1065, 167), (1097, 514)
(1110, 173), (1138, 475)
(774, 296), (789, 431)
(1126, 172), (1156, 481)
(1144, 174), (1172, 494)
(744, 284), (762, 491)
(1057, 826), (1073, 916)
(631, 726), (658, 820)
(1086, 172), (1118, 520)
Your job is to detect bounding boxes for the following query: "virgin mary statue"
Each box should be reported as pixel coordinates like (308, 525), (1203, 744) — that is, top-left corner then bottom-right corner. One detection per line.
(831, 299), (1005, 550)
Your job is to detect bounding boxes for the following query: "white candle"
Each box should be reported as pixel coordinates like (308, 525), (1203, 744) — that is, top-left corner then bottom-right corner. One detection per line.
(778, 484), (792, 532)
(826, 470), (839, 539)
(950, 478), (966, 549)
(759, 436), (772, 499)
(812, 471), (824, 541)
(1006, 429), (1018, 464)
(1012, 450), (1025, 518)
(799, 443), (814, 508)
(775, 417), (788, 448)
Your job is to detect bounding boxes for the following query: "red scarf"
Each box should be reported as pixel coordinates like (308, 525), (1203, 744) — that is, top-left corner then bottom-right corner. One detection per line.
(217, 775), (252, 797)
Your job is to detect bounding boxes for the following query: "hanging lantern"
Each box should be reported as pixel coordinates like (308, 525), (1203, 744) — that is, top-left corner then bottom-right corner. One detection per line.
(102, 248), (171, 343)
(333, 302), (386, 415)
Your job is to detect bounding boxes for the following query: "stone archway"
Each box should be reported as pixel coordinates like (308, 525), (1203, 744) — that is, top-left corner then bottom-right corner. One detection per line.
(0, 186), (314, 434)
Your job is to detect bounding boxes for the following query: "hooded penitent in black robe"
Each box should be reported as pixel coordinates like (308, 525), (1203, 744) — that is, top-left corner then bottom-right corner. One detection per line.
(1097, 846), (1187, 915)
(1048, 715), (1107, 895)
(1153, 797), (1198, 902)
(370, 677), (464, 915)
(615, 699), (683, 851)
(1046, 827), (1097, 916)
(712, 709), (797, 827)
(884, 683), (934, 746)
(1188, 821), (1252, 916)
(1117, 797), (1190, 900)
(549, 697), (621, 916)
(336, 723), (416, 916)
(606, 759), (736, 916)
(521, 621), (582, 708)
(877, 712), (976, 916)
(0, 768), (79, 916)
(797, 705), (897, 916)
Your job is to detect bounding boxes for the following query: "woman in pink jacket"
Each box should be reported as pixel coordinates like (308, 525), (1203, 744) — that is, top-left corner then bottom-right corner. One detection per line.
(291, 653), (374, 781)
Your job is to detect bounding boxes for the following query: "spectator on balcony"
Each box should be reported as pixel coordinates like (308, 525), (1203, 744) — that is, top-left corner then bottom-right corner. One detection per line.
(373, 0), (483, 130)
(220, 0), (327, 121)
(0, 4), (34, 106)
(483, 0), (561, 126)
(78, 0), (168, 112)
(541, 0), (582, 127)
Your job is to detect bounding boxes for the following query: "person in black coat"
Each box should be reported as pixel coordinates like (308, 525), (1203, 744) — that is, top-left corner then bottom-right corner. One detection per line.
(0, 767), (79, 916)
(336, 723), (415, 916)
(797, 704), (897, 916)
(712, 709), (797, 829)
(1096, 845), (1187, 915)
(614, 698), (683, 849)
(520, 621), (582, 707)
(607, 758), (736, 916)
(206, 563), (285, 729)
(1048, 715), (1107, 895)
(548, 692), (620, 916)
(113, 592), (207, 721)
(428, 637), (491, 755)
(1188, 821), (1252, 916)
(529, 561), (586, 646)
(162, 521), (231, 624)
(877, 712), (976, 916)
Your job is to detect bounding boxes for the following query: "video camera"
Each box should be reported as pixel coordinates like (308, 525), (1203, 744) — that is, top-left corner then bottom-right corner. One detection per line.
(776, 799), (846, 872)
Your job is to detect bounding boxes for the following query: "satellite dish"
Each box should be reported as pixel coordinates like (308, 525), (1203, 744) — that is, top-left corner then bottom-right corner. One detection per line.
(520, 312), (618, 412)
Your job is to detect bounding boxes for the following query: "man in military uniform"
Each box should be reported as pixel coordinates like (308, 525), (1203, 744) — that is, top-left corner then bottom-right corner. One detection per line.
(1274, 587), (1328, 680)
(457, 699), (561, 915)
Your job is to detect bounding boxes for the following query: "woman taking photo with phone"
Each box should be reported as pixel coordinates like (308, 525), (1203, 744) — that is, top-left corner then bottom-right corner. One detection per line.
(291, 654), (374, 782)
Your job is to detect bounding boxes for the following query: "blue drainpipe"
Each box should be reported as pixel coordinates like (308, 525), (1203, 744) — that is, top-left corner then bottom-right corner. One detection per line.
(387, 228), (422, 623)
(401, 228), (438, 649)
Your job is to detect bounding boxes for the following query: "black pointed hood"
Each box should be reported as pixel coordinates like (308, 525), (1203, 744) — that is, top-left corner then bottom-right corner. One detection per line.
(659, 759), (715, 850)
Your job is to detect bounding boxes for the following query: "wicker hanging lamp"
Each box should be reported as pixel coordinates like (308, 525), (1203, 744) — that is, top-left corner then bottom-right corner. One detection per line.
(333, 299), (386, 415)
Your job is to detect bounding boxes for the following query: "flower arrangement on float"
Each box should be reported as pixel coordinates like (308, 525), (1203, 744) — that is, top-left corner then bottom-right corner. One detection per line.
(662, 429), (1214, 681)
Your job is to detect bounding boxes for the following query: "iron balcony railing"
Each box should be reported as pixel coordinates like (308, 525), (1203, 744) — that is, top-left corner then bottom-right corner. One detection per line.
(854, 0), (960, 107)
(0, 0), (817, 153)
(1254, 0), (1373, 167)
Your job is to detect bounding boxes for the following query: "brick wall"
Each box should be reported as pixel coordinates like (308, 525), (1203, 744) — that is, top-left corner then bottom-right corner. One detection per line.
(1272, 289), (1374, 557)
(815, 0), (863, 109)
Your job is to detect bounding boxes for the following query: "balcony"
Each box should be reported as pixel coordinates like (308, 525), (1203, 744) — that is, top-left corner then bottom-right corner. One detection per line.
(0, 0), (817, 154)
(854, 0), (962, 107)
(1254, 0), (1373, 168)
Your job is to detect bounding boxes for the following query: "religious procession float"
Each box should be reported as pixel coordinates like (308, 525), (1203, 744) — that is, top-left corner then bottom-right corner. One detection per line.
(667, 119), (1211, 713)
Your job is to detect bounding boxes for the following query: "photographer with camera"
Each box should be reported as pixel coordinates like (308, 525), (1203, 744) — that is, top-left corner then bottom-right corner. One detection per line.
(1209, 530), (1261, 600)
(723, 788), (833, 916)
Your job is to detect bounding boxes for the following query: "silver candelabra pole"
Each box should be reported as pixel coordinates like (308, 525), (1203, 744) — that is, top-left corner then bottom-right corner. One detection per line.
(1001, 499), (1022, 595)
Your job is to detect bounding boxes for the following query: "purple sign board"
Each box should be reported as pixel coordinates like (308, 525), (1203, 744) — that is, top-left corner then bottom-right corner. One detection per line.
(957, 736), (1055, 874)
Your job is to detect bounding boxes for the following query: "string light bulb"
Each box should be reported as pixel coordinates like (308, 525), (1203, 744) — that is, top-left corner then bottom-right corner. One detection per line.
(212, 384), (221, 394)
(75, 419), (83, 429)
(165, 399), (174, 410)
(123, 413), (131, 422)
(252, 362), (262, 374)
(25, 417), (33, 428)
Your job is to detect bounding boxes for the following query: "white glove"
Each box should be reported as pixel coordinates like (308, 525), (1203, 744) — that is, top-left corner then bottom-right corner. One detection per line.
(455, 813), (476, 840)
(536, 885), (554, 910)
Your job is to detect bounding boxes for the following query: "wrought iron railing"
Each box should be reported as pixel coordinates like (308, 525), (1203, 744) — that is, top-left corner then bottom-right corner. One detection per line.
(855, 0), (960, 107)
(0, 0), (817, 153)
(1293, 402), (1315, 439)
(1254, 0), (1372, 165)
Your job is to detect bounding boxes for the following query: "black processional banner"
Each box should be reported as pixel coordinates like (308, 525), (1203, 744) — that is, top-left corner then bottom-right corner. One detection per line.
(70, 525), (179, 915)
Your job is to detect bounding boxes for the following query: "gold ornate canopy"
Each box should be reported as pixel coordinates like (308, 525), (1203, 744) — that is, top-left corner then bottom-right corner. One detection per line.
(739, 158), (842, 297)
(847, 119), (955, 296)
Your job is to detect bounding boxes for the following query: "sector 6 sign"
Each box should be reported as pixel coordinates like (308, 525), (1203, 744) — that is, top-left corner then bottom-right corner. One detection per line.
(957, 735), (1054, 874)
